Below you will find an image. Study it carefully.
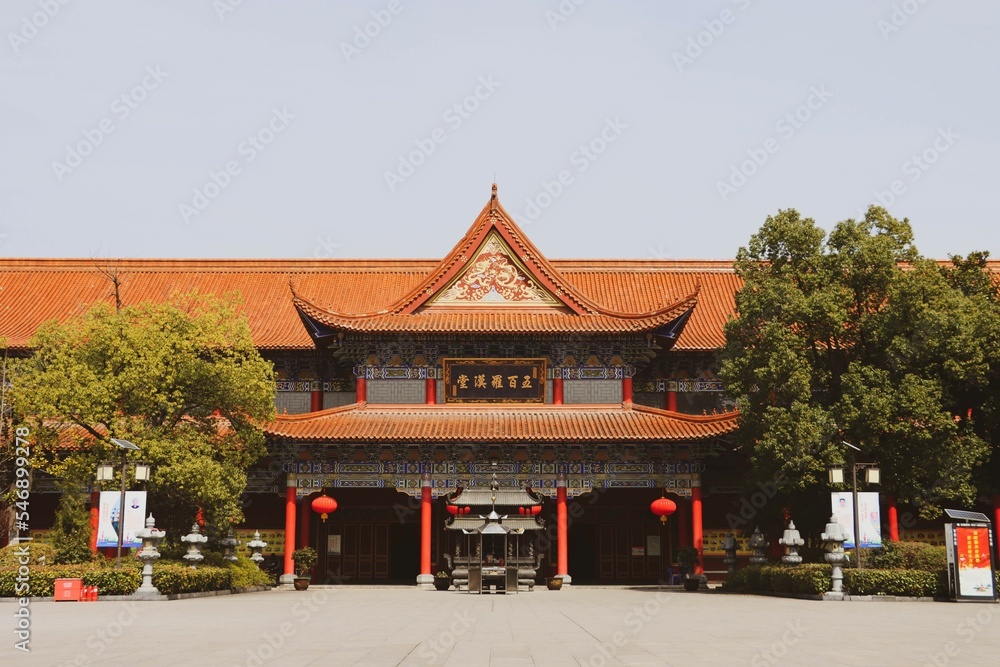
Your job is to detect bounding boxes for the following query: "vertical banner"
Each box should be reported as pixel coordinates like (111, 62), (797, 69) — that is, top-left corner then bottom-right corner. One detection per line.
(954, 526), (996, 599)
(97, 491), (146, 548)
(831, 491), (882, 548)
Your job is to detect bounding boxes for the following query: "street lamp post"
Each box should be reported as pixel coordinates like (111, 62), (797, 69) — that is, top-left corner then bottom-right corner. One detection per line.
(828, 441), (880, 570)
(109, 438), (140, 569)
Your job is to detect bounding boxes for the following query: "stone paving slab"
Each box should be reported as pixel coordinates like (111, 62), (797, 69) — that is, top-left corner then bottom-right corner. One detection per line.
(3, 586), (999, 666)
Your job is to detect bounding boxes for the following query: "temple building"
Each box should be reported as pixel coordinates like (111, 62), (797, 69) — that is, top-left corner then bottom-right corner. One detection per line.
(3, 186), (756, 585)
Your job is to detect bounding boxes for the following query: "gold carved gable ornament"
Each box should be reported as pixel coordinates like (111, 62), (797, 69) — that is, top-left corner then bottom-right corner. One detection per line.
(427, 232), (560, 307)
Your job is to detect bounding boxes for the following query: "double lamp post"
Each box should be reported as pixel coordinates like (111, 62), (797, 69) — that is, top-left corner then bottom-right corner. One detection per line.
(95, 438), (150, 568)
(827, 440), (880, 570)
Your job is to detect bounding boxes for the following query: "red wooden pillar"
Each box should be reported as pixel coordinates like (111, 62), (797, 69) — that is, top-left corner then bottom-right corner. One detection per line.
(887, 496), (899, 542)
(310, 390), (323, 412)
(281, 475), (297, 585)
(677, 498), (690, 549)
(418, 474), (433, 587)
(556, 475), (570, 583)
(994, 495), (1000, 563)
(89, 491), (100, 552)
(425, 377), (436, 404)
(553, 376), (563, 405)
(665, 383), (677, 411)
(356, 376), (366, 403)
(622, 377), (633, 404)
(297, 496), (311, 549)
(691, 481), (704, 576)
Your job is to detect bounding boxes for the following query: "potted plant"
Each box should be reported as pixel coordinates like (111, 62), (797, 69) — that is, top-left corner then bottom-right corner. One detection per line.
(292, 547), (317, 591)
(677, 546), (702, 591)
(433, 571), (452, 591)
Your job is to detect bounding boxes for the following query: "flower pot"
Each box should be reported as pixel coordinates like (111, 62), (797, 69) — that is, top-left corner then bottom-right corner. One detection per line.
(682, 577), (700, 591)
(293, 577), (311, 591)
(546, 577), (563, 591)
(434, 578), (452, 591)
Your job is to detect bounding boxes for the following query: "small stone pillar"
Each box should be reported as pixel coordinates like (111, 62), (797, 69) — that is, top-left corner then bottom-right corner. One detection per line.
(779, 520), (804, 565)
(134, 514), (165, 599)
(722, 532), (738, 575)
(181, 522), (208, 568)
(822, 514), (849, 599)
(748, 526), (769, 565)
(248, 531), (268, 565)
(220, 530), (240, 563)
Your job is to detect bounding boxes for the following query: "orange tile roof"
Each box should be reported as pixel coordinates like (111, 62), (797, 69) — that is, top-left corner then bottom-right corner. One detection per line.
(263, 402), (739, 443)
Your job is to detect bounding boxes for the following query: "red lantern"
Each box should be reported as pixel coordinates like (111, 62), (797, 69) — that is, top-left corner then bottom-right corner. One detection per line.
(463, 506), (471, 515)
(311, 494), (338, 522)
(530, 505), (542, 516)
(650, 496), (676, 524)
(447, 505), (459, 515)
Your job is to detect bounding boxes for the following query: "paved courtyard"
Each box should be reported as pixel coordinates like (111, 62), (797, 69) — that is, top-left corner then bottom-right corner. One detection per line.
(5, 586), (999, 666)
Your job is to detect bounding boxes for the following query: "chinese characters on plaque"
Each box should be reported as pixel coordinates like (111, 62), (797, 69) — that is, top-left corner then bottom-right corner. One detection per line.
(443, 358), (546, 403)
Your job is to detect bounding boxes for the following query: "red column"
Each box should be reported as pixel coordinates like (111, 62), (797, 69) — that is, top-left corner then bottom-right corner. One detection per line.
(418, 474), (433, 586)
(356, 376), (366, 403)
(556, 475), (570, 583)
(887, 496), (899, 542)
(426, 377), (436, 404)
(677, 499), (690, 549)
(994, 495), (1000, 563)
(282, 475), (297, 584)
(89, 491), (100, 552)
(297, 497), (311, 549)
(553, 377), (563, 405)
(310, 390), (323, 412)
(665, 386), (677, 412)
(691, 482), (704, 576)
(622, 377), (633, 404)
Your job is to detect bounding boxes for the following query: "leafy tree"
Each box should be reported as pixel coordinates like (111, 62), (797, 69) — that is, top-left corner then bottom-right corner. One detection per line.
(51, 485), (94, 564)
(720, 207), (992, 522)
(9, 292), (276, 541)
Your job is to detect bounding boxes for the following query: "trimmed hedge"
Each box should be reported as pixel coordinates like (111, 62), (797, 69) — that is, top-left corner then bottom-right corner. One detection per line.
(0, 543), (57, 567)
(0, 565), (141, 597)
(1, 555), (270, 597)
(722, 564), (830, 596)
(843, 568), (938, 597)
(862, 541), (947, 572)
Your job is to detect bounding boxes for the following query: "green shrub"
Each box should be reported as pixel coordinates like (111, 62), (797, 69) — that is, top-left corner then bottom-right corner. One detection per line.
(865, 541), (947, 572)
(0, 564), (140, 597)
(844, 568), (938, 596)
(723, 564), (831, 596)
(0, 543), (57, 567)
(151, 563), (233, 595)
(51, 490), (95, 565)
(227, 556), (271, 589)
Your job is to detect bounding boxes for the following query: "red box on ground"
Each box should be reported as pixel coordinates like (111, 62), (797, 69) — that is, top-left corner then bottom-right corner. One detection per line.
(54, 578), (82, 601)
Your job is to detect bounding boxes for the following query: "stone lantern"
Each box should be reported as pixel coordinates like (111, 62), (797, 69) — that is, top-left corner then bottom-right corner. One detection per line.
(248, 530), (268, 565)
(134, 514), (165, 599)
(779, 520), (804, 565)
(748, 526), (769, 565)
(722, 533), (738, 575)
(219, 530), (240, 563)
(181, 523), (208, 568)
(822, 514), (849, 598)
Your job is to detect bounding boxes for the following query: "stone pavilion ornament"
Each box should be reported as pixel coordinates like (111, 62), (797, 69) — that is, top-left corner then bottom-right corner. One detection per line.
(722, 532), (738, 575)
(748, 526), (769, 565)
(181, 522), (208, 568)
(220, 530), (240, 563)
(779, 520), (804, 565)
(134, 514), (165, 599)
(822, 514), (849, 598)
(248, 531), (267, 564)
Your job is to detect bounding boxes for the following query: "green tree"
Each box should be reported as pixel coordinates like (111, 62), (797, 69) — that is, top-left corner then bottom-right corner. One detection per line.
(720, 207), (991, 522)
(51, 485), (94, 564)
(9, 292), (276, 541)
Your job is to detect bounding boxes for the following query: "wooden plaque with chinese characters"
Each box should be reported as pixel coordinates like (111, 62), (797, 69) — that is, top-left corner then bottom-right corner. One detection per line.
(443, 358), (546, 403)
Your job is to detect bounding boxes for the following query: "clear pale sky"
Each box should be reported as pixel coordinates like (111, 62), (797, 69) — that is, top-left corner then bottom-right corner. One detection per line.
(1, 1), (996, 261)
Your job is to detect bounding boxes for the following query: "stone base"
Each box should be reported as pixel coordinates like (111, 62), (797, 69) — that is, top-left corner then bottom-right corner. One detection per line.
(132, 588), (167, 601)
(416, 573), (435, 590)
(823, 591), (846, 601)
(279, 573), (297, 589)
(556, 574), (572, 586)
